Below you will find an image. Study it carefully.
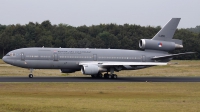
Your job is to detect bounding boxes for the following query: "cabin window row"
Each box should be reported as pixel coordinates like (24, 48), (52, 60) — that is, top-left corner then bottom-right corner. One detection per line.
(98, 57), (142, 59)
(25, 55), (142, 60)
(26, 55), (39, 58)
(59, 56), (92, 59)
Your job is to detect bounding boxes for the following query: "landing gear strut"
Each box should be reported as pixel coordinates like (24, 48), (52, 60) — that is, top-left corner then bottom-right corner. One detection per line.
(29, 69), (34, 78)
(103, 68), (118, 79)
(109, 68), (118, 79)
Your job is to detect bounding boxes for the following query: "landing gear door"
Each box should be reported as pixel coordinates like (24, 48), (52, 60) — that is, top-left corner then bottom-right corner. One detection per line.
(54, 53), (58, 61)
(21, 52), (25, 61)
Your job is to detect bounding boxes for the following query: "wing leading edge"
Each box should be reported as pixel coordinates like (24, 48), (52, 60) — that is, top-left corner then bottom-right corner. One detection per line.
(79, 62), (167, 66)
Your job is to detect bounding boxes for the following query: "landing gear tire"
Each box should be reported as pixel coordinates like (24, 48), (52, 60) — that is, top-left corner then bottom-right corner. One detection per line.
(29, 68), (34, 78)
(98, 73), (103, 78)
(29, 74), (33, 78)
(91, 73), (103, 78)
(112, 74), (118, 79)
(108, 74), (112, 79)
(99, 74), (102, 78)
(104, 74), (117, 79)
(104, 73), (109, 79)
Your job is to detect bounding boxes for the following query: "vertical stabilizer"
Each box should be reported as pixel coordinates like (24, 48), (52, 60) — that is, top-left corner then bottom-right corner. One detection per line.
(152, 18), (181, 41)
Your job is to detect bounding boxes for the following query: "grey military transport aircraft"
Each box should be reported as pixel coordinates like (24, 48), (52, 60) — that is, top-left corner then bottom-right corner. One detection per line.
(2, 18), (194, 79)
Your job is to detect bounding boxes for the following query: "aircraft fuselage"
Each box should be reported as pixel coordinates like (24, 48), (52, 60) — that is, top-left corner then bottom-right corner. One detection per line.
(3, 47), (168, 70)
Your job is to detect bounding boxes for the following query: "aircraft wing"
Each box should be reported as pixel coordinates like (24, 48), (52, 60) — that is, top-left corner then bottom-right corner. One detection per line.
(79, 62), (167, 66)
(152, 52), (195, 60)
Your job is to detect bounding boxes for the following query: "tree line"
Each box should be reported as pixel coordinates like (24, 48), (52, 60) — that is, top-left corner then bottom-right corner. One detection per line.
(0, 20), (199, 59)
(187, 25), (200, 33)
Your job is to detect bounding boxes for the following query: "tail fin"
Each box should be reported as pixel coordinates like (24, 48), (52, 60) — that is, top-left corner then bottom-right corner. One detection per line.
(152, 18), (181, 41)
(139, 18), (183, 51)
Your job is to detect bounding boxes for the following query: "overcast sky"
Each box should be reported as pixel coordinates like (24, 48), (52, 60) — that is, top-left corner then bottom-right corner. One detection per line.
(0, 0), (199, 28)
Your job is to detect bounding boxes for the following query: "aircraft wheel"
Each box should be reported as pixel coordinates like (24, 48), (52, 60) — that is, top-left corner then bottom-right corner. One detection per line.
(91, 75), (95, 78)
(97, 73), (103, 78)
(113, 74), (118, 79)
(104, 73), (109, 78)
(29, 74), (33, 78)
(98, 74), (103, 78)
(108, 74), (112, 79)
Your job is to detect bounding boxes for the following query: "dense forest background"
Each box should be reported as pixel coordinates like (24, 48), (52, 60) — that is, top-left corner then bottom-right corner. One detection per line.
(0, 20), (199, 59)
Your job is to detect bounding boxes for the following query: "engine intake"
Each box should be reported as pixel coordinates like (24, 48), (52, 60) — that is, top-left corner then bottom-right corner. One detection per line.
(139, 39), (183, 51)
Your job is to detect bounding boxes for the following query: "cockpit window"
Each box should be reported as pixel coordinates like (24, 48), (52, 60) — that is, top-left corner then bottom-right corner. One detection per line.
(5, 53), (16, 57)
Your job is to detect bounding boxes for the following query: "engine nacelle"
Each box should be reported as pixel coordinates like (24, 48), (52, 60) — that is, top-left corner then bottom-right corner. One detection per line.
(81, 65), (107, 75)
(60, 69), (76, 73)
(139, 39), (183, 51)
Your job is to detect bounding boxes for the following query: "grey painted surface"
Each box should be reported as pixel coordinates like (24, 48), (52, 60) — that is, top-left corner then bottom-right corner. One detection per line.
(2, 18), (192, 76)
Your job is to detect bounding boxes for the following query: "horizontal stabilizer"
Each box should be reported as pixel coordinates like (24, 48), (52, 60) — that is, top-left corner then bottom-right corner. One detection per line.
(152, 52), (196, 60)
(79, 62), (167, 66)
(171, 39), (182, 45)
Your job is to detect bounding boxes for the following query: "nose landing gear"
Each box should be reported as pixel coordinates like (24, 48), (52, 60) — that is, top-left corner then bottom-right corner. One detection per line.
(29, 69), (34, 78)
(29, 74), (33, 78)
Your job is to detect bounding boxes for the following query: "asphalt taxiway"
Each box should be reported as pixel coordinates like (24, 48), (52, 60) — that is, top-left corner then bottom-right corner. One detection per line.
(0, 77), (200, 82)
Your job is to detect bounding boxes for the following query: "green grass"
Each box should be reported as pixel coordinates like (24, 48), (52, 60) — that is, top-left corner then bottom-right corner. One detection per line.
(0, 59), (4, 64)
(1, 60), (200, 111)
(0, 60), (200, 77)
(0, 83), (200, 112)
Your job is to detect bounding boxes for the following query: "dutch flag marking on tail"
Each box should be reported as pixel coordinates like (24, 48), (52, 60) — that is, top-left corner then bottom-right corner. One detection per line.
(158, 42), (162, 47)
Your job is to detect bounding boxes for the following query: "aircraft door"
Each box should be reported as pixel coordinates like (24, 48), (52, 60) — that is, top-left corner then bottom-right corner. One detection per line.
(21, 52), (25, 61)
(53, 52), (58, 61)
(93, 54), (97, 61)
(142, 55), (146, 62)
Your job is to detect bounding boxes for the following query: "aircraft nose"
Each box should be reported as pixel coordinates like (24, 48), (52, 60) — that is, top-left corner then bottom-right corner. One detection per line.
(2, 56), (6, 62)
(2, 56), (9, 64)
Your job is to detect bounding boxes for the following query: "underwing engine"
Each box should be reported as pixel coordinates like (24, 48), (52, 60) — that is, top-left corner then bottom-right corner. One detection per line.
(81, 65), (107, 75)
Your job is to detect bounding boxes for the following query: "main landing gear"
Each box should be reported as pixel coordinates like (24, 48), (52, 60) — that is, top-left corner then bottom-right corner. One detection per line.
(91, 72), (103, 78)
(104, 73), (118, 79)
(91, 73), (118, 79)
(29, 69), (34, 78)
(105, 68), (118, 79)
(91, 68), (118, 79)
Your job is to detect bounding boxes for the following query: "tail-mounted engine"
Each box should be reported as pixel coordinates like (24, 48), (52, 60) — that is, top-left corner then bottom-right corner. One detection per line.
(139, 39), (183, 51)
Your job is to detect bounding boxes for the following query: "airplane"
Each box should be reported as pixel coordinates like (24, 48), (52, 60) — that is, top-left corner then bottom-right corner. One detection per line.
(2, 18), (195, 79)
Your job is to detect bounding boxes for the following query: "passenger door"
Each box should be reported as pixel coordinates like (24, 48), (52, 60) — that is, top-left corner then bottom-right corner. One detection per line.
(21, 52), (25, 61)
(53, 52), (58, 61)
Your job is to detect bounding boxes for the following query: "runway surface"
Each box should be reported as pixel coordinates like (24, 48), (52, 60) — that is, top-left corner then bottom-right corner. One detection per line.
(0, 77), (200, 82)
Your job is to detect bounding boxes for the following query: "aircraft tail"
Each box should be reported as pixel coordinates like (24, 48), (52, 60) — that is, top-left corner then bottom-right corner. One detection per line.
(139, 18), (183, 52)
(152, 18), (181, 41)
